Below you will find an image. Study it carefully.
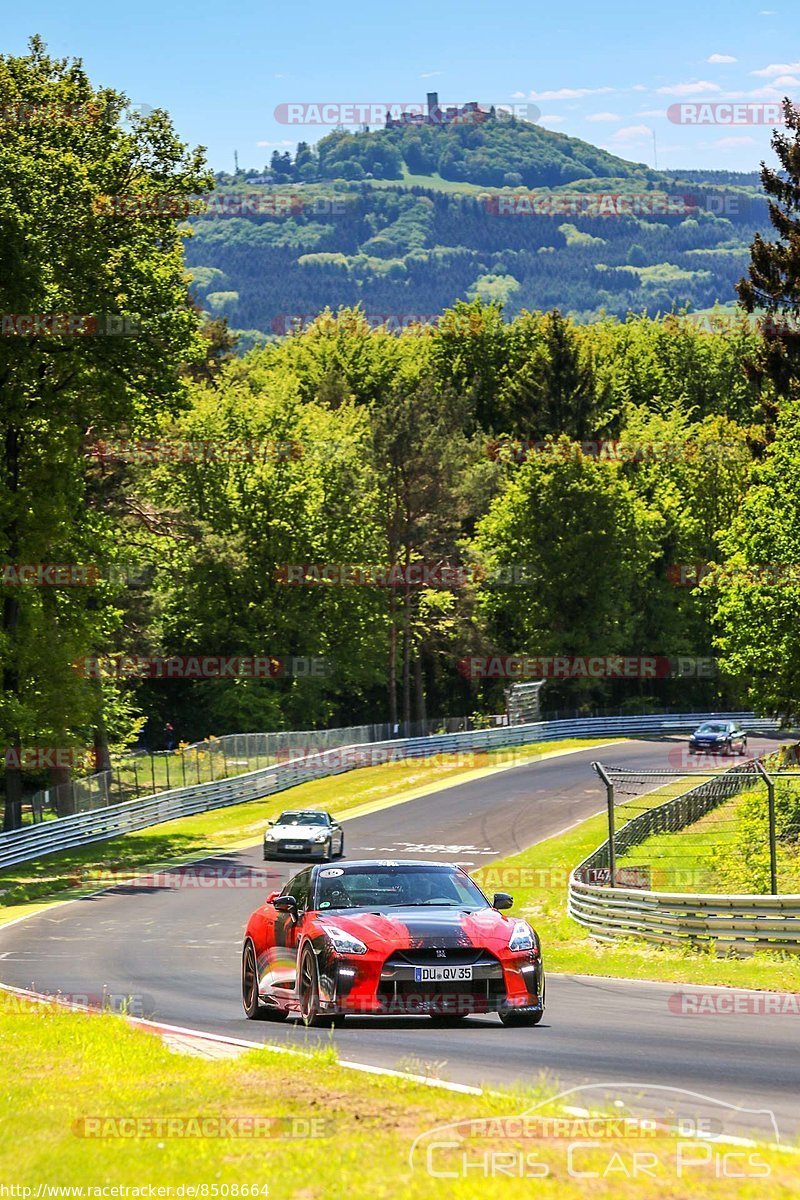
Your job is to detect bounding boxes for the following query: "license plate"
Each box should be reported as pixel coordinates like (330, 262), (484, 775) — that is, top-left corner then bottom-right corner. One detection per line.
(413, 965), (473, 982)
(284, 843), (304, 850)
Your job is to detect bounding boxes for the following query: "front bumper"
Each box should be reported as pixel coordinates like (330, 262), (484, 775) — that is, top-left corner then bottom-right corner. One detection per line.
(317, 949), (544, 1017)
(264, 840), (329, 860)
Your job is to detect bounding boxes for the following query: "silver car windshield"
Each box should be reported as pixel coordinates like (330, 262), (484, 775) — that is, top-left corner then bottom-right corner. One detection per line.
(278, 812), (329, 826)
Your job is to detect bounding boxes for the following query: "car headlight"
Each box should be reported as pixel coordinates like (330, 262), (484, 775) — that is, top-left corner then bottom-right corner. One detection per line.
(508, 920), (536, 953)
(265, 830), (278, 840)
(313, 832), (329, 842)
(323, 925), (368, 955)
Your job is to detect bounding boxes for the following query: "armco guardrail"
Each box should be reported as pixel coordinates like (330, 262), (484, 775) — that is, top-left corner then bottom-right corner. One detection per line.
(569, 751), (800, 953)
(0, 711), (777, 871)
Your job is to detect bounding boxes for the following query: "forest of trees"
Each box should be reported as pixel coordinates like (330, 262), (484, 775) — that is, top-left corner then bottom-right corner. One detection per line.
(3, 42), (800, 828)
(187, 176), (768, 331)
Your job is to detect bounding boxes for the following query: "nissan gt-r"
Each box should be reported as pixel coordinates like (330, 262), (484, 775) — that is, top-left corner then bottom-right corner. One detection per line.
(241, 859), (545, 1027)
(263, 809), (344, 861)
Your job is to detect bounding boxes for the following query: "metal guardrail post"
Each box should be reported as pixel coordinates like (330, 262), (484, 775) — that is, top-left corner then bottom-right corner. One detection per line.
(754, 759), (779, 895)
(592, 760), (616, 887)
(133, 759), (140, 800)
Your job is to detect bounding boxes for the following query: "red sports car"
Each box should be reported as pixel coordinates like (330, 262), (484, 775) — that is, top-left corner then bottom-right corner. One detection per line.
(241, 859), (545, 1026)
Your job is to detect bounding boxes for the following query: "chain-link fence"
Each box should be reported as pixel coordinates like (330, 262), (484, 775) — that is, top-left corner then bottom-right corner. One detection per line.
(15, 717), (476, 825)
(583, 743), (800, 895)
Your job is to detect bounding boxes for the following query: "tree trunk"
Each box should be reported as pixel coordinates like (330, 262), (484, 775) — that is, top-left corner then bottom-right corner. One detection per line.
(93, 724), (112, 775)
(402, 572), (412, 737)
(388, 580), (398, 731)
(414, 653), (426, 726)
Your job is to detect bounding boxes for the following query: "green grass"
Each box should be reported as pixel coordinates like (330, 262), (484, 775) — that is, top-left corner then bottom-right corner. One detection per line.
(619, 784), (800, 896)
(473, 790), (800, 990)
(617, 792), (749, 894)
(2, 992), (796, 1196)
(0, 738), (617, 914)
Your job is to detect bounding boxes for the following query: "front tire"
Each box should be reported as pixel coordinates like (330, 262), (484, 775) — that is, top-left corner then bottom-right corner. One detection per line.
(500, 1009), (544, 1027)
(242, 942), (263, 1019)
(298, 946), (336, 1027)
(337, 833), (345, 858)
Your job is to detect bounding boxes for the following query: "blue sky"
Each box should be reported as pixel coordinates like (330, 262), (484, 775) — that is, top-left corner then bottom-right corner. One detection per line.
(5, 2), (797, 173)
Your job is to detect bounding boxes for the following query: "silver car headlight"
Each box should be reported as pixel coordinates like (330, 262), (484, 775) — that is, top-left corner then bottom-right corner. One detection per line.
(508, 920), (536, 953)
(323, 925), (367, 955)
(312, 831), (329, 842)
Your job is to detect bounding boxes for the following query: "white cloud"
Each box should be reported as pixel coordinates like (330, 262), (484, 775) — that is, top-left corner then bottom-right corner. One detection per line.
(511, 90), (526, 99)
(631, 84), (647, 92)
(586, 111), (621, 122)
(637, 108), (667, 117)
(609, 123), (652, 142)
(714, 135), (759, 147)
(525, 86), (613, 100)
(656, 80), (722, 96)
(752, 60), (800, 77)
(707, 54), (737, 64)
(538, 114), (567, 124)
(419, 71), (441, 79)
(256, 139), (295, 147)
(771, 74), (800, 87)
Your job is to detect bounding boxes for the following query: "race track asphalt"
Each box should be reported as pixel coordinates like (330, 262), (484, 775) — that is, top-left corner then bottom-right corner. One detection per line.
(2, 734), (798, 1140)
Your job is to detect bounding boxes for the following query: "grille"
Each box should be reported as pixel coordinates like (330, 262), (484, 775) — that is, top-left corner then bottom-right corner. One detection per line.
(388, 948), (487, 967)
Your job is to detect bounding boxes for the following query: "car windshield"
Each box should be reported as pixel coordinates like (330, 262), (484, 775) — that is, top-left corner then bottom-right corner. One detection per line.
(315, 864), (487, 910)
(277, 812), (328, 826)
(697, 723), (728, 734)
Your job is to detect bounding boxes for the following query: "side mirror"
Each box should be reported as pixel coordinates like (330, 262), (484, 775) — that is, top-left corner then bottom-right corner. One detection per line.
(267, 820), (275, 826)
(274, 895), (298, 917)
(265, 891), (280, 904)
(493, 892), (514, 910)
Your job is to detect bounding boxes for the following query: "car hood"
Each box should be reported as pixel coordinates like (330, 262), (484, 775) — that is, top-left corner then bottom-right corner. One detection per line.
(268, 823), (329, 837)
(317, 906), (516, 950)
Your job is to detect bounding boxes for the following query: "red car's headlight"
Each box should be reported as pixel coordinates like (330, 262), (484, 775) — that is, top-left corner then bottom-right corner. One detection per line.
(323, 925), (368, 955)
(508, 920), (538, 953)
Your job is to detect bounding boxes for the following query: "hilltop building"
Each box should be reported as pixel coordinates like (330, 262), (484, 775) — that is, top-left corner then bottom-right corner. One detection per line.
(385, 92), (493, 129)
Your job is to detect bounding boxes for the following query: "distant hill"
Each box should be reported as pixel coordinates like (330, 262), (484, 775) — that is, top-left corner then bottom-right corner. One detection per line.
(270, 114), (659, 189)
(185, 119), (767, 336)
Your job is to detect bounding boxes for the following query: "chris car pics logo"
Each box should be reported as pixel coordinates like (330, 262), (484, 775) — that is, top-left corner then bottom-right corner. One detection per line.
(409, 1083), (778, 1181)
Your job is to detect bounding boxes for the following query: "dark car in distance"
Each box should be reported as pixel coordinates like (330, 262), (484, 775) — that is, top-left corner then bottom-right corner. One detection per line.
(688, 721), (748, 756)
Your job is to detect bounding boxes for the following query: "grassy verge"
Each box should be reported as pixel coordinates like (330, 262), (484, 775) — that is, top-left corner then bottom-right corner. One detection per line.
(0, 738), (617, 917)
(1, 992), (795, 1196)
(472, 792), (800, 990)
